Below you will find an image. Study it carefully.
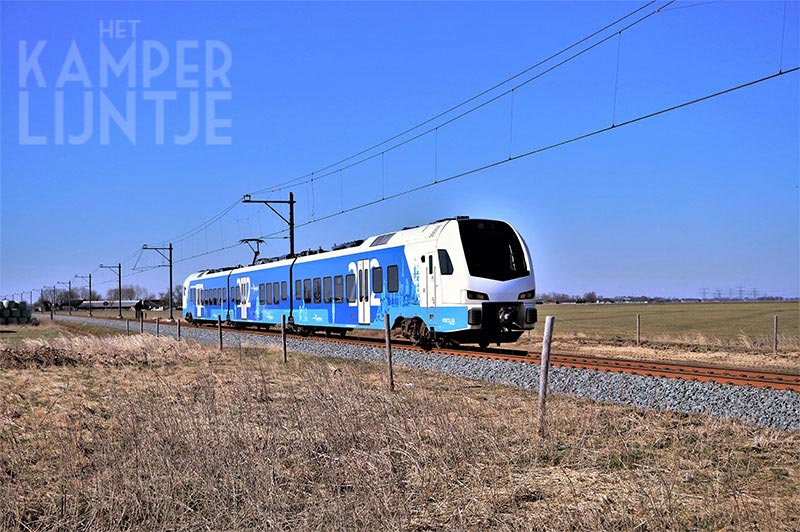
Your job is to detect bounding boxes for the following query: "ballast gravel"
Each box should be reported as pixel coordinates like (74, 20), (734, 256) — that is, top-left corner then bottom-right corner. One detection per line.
(56, 315), (800, 431)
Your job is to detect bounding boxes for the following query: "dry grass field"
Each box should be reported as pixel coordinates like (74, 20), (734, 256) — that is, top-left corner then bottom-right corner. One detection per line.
(513, 301), (800, 372)
(1, 321), (798, 531)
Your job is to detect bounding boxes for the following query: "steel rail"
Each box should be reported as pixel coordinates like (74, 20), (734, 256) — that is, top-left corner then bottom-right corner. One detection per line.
(79, 315), (800, 392)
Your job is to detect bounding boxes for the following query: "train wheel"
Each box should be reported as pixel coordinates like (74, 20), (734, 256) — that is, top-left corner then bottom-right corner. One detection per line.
(339, 329), (347, 338)
(404, 317), (432, 349)
(325, 329), (332, 337)
(435, 336), (452, 349)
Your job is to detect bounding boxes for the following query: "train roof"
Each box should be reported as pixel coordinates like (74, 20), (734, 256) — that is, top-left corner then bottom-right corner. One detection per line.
(187, 216), (494, 280)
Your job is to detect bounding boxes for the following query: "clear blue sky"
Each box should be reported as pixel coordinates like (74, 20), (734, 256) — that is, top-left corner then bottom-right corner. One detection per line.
(1, 1), (798, 301)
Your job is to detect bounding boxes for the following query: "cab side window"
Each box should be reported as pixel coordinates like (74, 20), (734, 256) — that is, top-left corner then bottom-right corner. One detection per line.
(438, 250), (454, 275)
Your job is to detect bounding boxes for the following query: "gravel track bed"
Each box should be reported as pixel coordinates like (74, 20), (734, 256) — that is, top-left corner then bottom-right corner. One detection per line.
(56, 315), (800, 431)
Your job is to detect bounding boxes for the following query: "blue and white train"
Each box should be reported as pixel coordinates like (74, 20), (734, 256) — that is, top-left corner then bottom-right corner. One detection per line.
(182, 217), (537, 347)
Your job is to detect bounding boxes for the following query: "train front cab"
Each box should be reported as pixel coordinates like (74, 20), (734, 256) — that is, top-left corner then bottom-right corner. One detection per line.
(435, 219), (537, 347)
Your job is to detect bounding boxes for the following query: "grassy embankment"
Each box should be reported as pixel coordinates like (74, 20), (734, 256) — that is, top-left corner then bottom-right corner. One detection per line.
(510, 301), (799, 370)
(1, 320), (798, 530)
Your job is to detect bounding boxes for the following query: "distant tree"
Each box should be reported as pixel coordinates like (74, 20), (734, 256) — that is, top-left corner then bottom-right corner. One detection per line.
(172, 284), (184, 308)
(74, 287), (103, 301)
(106, 287), (132, 300)
(106, 284), (149, 301)
(582, 291), (597, 303)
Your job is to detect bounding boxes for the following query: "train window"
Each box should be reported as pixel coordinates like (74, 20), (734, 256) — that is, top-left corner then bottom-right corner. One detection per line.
(372, 267), (383, 293)
(421, 255), (425, 262)
(295, 280), (302, 300)
(303, 279), (312, 303)
(281, 281), (287, 301)
(222, 288), (226, 302)
(265, 283), (272, 306)
(346, 274), (356, 303)
(334, 275), (344, 302)
(213, 289), (217, 306)
(387, 265), (399, 293)
(358, 270), (365, 302)
(273, 282), (280, 304)
(438, 250), (454, 275)
(370, 232), (395, 247)
(235, 285), (240, 304)
(429, 255), (433, 275)
(459, 219), (529, 281)
(323, 277), (332, 303)
(313, 278), (321, 304)
(258, 284), (265, 305)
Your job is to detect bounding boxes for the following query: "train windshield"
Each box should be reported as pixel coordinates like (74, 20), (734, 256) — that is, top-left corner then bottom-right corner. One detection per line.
(458, 220), (529, 281)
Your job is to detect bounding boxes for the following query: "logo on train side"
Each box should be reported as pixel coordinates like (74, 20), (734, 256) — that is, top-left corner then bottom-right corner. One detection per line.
(237, 277), (251, 319)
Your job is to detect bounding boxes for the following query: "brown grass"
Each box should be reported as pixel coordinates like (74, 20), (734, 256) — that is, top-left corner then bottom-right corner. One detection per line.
(1, 330), (798, 531)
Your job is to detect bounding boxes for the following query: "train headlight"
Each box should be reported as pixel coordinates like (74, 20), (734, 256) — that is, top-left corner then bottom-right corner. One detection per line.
(466, 290), (489, 301)
(468, 308), (482, 325)
(518, 289), (535, 300)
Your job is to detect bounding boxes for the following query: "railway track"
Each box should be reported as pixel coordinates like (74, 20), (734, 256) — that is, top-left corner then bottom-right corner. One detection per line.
(85, 316), (800, 392)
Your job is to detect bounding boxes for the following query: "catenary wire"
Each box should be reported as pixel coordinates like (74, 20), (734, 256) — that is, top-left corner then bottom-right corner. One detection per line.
(170, 67), (798, 264)
(250, 1), (674, 196)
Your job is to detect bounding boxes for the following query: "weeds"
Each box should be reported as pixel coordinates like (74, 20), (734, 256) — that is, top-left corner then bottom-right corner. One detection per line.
(1, 333), (798, 530)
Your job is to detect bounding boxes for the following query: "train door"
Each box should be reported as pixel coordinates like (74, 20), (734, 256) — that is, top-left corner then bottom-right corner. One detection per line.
(357, 259), (371, 324)
(193, 284), (204, 318)
(424, 253), (437, 311)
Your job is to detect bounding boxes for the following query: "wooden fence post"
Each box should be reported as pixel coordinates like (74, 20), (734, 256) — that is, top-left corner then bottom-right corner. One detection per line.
(281, 315), (288, 363)
(177, 318), (181, 341)
(140, 315), (144, 334)
(126, 319), (130, 335)
(385, 314), (394, 392)
(218, 315), (223, 350)
(156, 317), (160, 337)
(774, 315), (778, 354)
(538, 316), (555, 439)
(636, 314), (641, 346)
